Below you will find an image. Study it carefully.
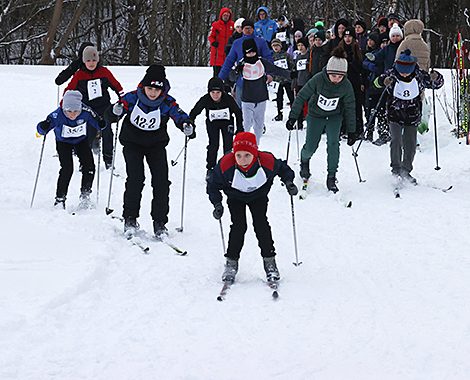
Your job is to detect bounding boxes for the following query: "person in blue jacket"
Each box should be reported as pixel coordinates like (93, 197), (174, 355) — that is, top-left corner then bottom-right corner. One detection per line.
(219, 19), (274, 108)
(254, 7), (277, 44)
(36, 90), (103, 209)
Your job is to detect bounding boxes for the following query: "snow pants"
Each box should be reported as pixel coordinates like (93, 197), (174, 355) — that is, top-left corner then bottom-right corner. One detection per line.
(301, 114), (342, 175)
(206, 120), (233, 169)
(122, 143), (170, 223)
(55, 137), (95, 199)
(389, 122), (418, 174)
(226, 196), (275, 260)
(242, 101), (267, 145)
(276, 82), (295, 113)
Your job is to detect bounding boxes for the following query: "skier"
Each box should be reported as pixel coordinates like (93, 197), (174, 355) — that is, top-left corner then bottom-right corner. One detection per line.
(36, 90), (103, 209)
(207, 132), (298, 284)
(104, 64), (195, 238)
(286, 50), (356, 193)
(209, 7), (234, 77)
(63, 46), (124, 169)
(291, 37), (312, 129)
(189, 76), (243, 180)
(271, 38), (295, 121)
(54, 42), (93, 85)
(373, 49), (444, 183)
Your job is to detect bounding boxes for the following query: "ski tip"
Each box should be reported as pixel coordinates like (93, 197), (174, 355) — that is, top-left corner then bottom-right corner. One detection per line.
(272, 290), (279, 299)
(217, 296), (224, 302)
(346, 201), (352, 208)
(395, 193), (400, 198)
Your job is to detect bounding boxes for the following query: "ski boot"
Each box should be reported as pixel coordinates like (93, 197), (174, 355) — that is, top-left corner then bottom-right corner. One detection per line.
(124, 217), (140, 236)
(222, 258), (238, 284)
(263, 256), (280, 282)
(326, 174), (339, 193)
(300, 160), (311, 181)
(273, 112), (283, 121)
(153, 221), (169, 241)
(401, 171), (418, 186)
(54, 196), (66, 210)
(77, 190), (92, 210)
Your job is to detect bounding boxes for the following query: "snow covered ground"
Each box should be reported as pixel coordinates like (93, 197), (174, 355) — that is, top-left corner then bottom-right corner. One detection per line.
(0, 64), (469, 379)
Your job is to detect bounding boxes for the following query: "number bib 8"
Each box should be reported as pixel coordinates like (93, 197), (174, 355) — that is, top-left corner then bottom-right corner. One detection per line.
(393, 78), (419, 100)
(130, 100), (161, 131)
(62, 121), (87, 138)
(296, 59), (307, 71)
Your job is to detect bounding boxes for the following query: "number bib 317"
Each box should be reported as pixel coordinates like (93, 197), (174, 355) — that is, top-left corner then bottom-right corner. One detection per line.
(130, 100), (161, 131)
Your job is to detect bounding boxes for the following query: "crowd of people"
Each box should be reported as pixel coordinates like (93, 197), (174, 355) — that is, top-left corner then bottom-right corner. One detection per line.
(35, 9), (444, 285)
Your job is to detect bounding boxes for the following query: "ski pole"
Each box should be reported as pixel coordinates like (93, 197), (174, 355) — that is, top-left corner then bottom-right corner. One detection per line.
(286, 130), (292, 162)
(30, 133), (47, 208)
(96, 133), (101, 204)
(218, 219), (226, 254)
(170, 144), (185, 166)
(176, 136), (189, 232)
(432, 78), (441, 170)
(105, 121), (119, 215)
(295, 123), (301, 161)
(290, 194), (302, 266)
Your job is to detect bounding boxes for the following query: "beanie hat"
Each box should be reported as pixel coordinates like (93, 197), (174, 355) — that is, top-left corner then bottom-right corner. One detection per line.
(326, 55), (348, 75)
(389, 23), (403, 38)
(315, 21), (324, 28)
(378, 17), (388, 27)
(395, 48), (416, 74)
(62, 90), (82, 112)
(343, 26), (356, 38)
(234, 18), (245, 28)
(142, 64), (166, 89)
(314, 30), (326, 41)
(388, 13), (400, 23)
(208, 76), (225, 92)
(355, 20), (367, 31)
(294, 30), (303, 38)
(242, 19), (255, 29)
(233, 132), (258, 158)
(82, 46), (99, 63)
(306, 28), (318, 37)
(367, 32), (379, 47)
(243, 38), (258, 55)
(379, 32), (390, 44)
(297, 37), (309, 50)
(271, 38), (282, 48)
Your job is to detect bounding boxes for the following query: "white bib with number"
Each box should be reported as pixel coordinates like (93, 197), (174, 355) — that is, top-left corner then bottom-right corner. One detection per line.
(232, 166), (267, 193)
(209, 108), (230, 122)
(130, 100), (161, 131)
(267, 81), (280, 93)
(62, 121), (87, 138)
(274, 58), (288, 69)
(393, 78), (419, 100)
(296, 59), (307, 71)
(242, 61), (265, 81)
(277, 32), (287, 42)
(317, 94), (340, 111)
(87, 79), (102, 101)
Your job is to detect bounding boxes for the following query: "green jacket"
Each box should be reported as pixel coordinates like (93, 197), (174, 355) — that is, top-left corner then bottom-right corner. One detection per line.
(288, 67), (356, 132)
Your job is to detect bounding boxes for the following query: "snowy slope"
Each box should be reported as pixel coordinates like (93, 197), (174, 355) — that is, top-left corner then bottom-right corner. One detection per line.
(0, 65), (469, 379)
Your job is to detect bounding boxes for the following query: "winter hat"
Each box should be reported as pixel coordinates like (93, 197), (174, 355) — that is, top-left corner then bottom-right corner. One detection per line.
(326, 55), (348, 76)
(271, 38), (282, 48)
(208, 76), (225, 92)
(389, 23), (403, 38)
(378, 17), (388, 27)
(242, 19), (255, 29)
(233, 132), (258, 158)
(277, 15), (287, 22)
(379, 32), (390, 44)
(315, 21), (324, 29)
(355, 20), (367, 31)
(294, 30), (303, 38)
(343, 26), (356, 38)
(306, 28), (318, 37)
(62, 90), (82, 112)
(395, 48), (416, 74)
(82, 46), (99, 62)
(234, 18), (245, 28)
(242, 38), (259, 63)
(388, 13), (400, 24)
(314, 30), (326, 41)
(367, 32), (379, 47)
(142, 64), (166, 89)
(297, 37), (309, 50)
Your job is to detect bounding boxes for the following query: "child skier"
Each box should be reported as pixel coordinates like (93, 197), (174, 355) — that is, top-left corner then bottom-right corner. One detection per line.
(271, 38), (295, 121)
(189, 76), (243, 180)
(373, 49), (443, 183)
(64, 46), (124, 169)
(286, 51), (356, 193)
(36, 90), (103, 209)
(291, 37), (311, 129)
(104, 64), (195, 238)
(207, 132), (298, 284)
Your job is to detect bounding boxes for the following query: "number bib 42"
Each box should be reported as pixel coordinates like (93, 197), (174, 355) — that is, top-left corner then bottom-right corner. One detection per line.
(130, 100), (161, 131)
(317, 94), (339, 111)
(62, 121), (87, 138)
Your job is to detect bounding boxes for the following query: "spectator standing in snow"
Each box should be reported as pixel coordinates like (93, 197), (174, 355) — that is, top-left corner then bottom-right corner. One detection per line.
(225, 18), (244, 56)
(209, 7), (235, 77)
(273, 15), (291, 51)
(254, 7), (277, 45)
(395, 19), (430, 72)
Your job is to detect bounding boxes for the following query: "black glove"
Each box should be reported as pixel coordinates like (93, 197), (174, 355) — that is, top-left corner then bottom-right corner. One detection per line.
(227, 125), (235, 135)
(383, 76), (395, 87)
(290, 70), (298, 79)
(286, 118), (296, 130)
(236, 62), (244, 75)
(40, 117), (52, 133)
(213, 203), (223, 220)
(285, 181), (298, 196)
(182, 119), (196, 139)
(98, 118), (107, 130)
(347, 132), (356, 146)
(212, 41), (219, 48)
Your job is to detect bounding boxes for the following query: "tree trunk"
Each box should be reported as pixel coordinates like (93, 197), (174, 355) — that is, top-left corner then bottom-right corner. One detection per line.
(39, 0), (63, 65)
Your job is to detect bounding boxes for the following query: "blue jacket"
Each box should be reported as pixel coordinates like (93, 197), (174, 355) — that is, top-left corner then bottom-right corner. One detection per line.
(371, 41), (400, 71)
(219, 33), (274, 87)
(37, 105), (100, 145)
(254, 7), (277, 42)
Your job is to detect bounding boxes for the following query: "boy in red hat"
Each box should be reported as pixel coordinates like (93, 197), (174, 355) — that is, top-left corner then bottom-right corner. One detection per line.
(206, 132), (298, 284)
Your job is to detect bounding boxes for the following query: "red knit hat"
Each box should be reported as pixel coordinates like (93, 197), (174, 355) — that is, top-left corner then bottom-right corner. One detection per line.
(233, 132), (258, 158)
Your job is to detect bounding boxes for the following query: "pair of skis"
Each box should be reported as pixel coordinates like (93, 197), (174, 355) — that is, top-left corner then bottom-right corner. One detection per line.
(217, 280), (279, 301)
(394, 181), (453, 198)
(299, 179), (352, 208)
(122, 228), (187, 256)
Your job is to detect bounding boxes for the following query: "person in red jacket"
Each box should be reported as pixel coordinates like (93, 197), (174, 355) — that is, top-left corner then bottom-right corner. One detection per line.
(209, 7), (234, 76)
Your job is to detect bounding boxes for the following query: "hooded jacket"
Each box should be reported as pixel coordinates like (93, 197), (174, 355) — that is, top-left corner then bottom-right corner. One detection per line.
(209, 8), (235, 66)
(254, 7), (278, 43)
(395, 20), (430, 72)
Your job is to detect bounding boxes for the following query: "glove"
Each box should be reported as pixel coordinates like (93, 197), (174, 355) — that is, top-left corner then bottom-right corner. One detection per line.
(98, 118), (107, 130)
(430, 70), (438, 82)
(364, 61), (377, 72)
(365, 52), (376, 61)
(183, 120), (196, 139)
(290, 70), (298, 79)
(227, 125), (235, 135)
(113, 102), (123, 116)
(347, 132), (356, 146)
(212, 41), (219, 48)
(236, 62), (244, 74)
(40, 117), (52, 133)
(286, 118), (296, 130)
(285, 181), (298, 196)
(384, 76), (395, 87)
(213, 203), (223, 220)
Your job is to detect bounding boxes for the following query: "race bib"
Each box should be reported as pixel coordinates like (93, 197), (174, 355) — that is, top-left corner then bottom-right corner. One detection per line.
(232, 166), (267, 193)
(130, 100), (161, 131)
(243, 61), (266, 80)
(296, 59), (307, 71)
(317, 94), (340, 111)
(61, 121), (87, 138)
(277, 32), (287, 42)
(393, 78), (419, 100)
(274, 58), (288, 69)
(267, 81), (280, 93)
(87, 79), (102, 101)
(209, 108), (230, 122)
(292, 50), (301, 60)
